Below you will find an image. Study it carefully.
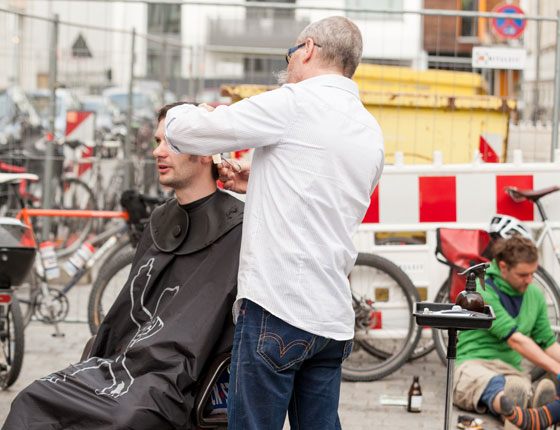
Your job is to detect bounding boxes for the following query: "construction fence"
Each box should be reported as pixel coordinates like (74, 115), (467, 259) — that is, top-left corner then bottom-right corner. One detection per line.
(1, 1), (559, 172)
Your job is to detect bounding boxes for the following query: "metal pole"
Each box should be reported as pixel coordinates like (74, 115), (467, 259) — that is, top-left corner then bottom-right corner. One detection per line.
(551, 11), (560, 162)
(42, 13), (59, 239)
(444, 329), (458, 430)
(161, 37), (168, 107)
(124, 27), (136, 190)
(533, 0), (541, 124)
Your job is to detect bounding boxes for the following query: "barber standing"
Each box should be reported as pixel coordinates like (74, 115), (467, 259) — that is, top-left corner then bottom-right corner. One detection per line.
(165, 16), (384, 430)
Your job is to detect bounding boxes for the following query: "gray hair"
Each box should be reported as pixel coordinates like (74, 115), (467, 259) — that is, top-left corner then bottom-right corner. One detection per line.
(298, 16), (363, 78)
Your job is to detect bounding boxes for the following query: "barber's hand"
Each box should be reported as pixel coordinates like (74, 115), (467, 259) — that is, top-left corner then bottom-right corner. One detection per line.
(198, 103), (215, 112)
(218, 158), (251, 194)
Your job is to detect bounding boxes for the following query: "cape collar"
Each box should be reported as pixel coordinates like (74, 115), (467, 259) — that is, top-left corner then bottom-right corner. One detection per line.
(150, 189), (244, 255)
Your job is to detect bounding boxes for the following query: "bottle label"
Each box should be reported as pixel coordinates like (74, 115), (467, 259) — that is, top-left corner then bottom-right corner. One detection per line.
(409, 395), (422, 411)
(63, 242), (95, 277)
(40, 242), (59, 280)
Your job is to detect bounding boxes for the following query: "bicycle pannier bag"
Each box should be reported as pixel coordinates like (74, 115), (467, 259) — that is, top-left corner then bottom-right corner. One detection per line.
(435, 228), (492, 302)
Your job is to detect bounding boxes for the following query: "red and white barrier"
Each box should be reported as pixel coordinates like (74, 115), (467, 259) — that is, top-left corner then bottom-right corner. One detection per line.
(356, 149), (560, 301)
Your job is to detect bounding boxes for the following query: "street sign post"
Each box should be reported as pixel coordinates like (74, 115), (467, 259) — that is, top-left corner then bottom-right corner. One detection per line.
(491, 4), (526, 39)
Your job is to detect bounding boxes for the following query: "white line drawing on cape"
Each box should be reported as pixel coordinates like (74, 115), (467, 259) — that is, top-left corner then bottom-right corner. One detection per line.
(40, 258), (180, 398)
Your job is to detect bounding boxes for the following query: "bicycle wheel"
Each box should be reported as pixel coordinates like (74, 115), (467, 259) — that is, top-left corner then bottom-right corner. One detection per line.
(342, 253), (421, 382)
(432, 266), (560, 382)
(87, 247), (134, 335)
(375, 236), (433, 360)
(0, 297), (25, 389)
(52, 178), (98, 258)
(14, 270), (40, 327)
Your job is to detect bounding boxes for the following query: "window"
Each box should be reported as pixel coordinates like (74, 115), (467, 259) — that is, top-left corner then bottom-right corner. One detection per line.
(345, 0), (403, 20)
(147, 4), (181, 34)
(459, 0), (479, 38)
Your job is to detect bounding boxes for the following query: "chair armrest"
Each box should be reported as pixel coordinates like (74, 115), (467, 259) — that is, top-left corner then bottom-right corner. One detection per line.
(193, 353), (231, 428)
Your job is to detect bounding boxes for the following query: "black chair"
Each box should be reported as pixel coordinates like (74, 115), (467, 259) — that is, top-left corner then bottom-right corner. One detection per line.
(193, 353), (230, 429)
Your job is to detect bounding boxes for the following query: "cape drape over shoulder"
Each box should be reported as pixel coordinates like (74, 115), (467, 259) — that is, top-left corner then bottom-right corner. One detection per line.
(3, 190), (243, 430)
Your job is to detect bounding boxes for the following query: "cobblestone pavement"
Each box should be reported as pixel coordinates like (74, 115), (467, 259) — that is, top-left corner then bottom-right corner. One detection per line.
(0, 284), (505, 429)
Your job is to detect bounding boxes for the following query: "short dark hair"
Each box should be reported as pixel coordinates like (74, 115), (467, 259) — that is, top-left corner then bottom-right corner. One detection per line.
(157, 101), (197, 123)
(493, 235), (538, 267)
(156, 102), (218, 181)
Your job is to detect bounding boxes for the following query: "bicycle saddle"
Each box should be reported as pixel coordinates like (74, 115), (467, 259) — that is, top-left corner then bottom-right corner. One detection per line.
(506, 186), (560, 202)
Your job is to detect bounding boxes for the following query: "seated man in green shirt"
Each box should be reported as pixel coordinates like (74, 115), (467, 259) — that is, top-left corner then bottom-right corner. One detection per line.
(454, 235), (560, 430)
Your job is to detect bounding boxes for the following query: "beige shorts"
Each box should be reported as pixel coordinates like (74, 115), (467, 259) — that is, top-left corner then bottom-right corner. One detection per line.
(453, 359), (531, 413)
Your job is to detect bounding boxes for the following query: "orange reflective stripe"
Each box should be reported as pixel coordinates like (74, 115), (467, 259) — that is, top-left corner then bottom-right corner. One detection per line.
(544, 406), (552, 426)
(516, 408), (523, 426)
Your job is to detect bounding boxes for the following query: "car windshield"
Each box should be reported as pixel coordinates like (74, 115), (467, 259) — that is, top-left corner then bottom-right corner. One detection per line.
(107, 93), (152, 112)
(0, 92), (16, 125)
(29, 94), (59, 119)
(82, 100), (110, 116)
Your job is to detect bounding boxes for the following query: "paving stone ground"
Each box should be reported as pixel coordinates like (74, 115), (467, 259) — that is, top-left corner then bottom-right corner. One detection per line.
(0, 284), (505, 429)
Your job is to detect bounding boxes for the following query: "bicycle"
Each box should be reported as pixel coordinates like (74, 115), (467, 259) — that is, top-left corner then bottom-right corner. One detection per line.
(341, 252), (421, 381)
(0, 152), (97, 256)
(375, 234), (435, 361)
(2, 173), (161, 336)
(0, 216), (35, 389)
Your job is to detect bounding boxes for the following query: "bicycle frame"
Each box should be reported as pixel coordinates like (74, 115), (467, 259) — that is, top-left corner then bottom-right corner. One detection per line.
(531, 199), (560, 264)
(14, 206), (130, 336)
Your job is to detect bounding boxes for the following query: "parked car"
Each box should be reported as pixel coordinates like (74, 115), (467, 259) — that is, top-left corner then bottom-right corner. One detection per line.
(0, 86), (43, 151)
(27, 88), (82, 138)
(79, 94), (120, 131)
(102, 87), (156, 123)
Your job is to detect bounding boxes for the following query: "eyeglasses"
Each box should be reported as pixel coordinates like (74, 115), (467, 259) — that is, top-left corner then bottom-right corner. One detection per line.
(285, 41), (322, 64)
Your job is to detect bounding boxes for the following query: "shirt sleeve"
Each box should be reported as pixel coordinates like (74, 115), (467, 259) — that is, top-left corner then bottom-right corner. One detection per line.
(480, 282), (518, 341)
(164, 86), (295, 155)
(530, 287), (557, 349)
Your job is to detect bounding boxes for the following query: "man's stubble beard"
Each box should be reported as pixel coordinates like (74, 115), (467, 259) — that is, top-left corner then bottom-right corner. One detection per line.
(273, 69), (290, 85)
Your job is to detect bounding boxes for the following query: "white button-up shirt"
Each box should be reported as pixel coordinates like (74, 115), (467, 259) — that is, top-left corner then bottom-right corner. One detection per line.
(165, 74), (384, 340)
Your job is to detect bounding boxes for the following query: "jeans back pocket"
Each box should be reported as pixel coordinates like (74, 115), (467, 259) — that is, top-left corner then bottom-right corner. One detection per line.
(257, 309), (315, 372)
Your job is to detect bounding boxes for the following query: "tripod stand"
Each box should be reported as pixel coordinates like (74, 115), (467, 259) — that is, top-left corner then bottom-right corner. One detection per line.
(414, 303), (495, 430)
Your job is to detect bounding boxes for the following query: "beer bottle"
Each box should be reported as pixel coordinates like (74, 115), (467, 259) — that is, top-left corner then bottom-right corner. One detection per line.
(407, 375), (422, 412)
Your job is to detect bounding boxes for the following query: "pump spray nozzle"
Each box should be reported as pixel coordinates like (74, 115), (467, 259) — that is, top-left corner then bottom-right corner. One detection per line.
(455, 262), (490, 312)
(458, 262), (490, 292)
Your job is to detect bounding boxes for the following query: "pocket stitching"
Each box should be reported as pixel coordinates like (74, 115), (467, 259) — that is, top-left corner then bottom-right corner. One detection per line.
(257, 309), (314, 371)
(260, 331), (311, 358)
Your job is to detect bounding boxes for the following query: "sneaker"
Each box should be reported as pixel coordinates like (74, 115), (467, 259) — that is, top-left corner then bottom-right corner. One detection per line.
(505, 376), (529, 409)
(532, 378), (556, 408)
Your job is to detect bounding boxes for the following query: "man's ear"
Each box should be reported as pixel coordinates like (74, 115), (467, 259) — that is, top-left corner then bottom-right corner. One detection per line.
(302, 38), (315, 63)
(498, 260), (508, 273)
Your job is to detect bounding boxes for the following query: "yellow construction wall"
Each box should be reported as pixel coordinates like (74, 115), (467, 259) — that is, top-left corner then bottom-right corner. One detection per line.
(371, 104), (510, 164)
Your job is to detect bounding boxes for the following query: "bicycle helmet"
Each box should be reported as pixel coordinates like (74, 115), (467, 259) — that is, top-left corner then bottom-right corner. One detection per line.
(488, 214), (533, 241)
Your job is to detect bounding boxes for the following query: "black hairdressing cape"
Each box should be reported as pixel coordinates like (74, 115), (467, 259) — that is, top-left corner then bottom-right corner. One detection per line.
(3, 190), (243, 430)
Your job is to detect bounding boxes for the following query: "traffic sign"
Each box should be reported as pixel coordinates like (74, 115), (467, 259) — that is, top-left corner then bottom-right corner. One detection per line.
(491, 4), (526, 39)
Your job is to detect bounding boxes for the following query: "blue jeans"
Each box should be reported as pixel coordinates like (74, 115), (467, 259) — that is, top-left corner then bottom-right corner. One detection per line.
(227, 299), (352, 430)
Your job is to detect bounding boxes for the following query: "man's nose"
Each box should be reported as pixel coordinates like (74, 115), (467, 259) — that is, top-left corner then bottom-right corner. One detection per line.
(153, 143), (165, 158)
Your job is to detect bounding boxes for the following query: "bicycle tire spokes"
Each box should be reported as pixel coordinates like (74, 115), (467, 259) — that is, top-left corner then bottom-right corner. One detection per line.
(342, 253), (420, 382)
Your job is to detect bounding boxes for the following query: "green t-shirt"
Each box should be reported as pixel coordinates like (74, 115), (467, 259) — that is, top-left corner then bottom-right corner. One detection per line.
(456, 261), (556, 370)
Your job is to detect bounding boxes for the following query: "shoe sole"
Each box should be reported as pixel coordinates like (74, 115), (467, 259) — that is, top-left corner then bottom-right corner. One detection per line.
(505, 377), (529, 409)
(532, 378), (556, 408)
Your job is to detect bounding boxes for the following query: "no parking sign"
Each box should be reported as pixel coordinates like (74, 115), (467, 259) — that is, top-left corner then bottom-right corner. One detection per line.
(492, 4), (526, 39)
